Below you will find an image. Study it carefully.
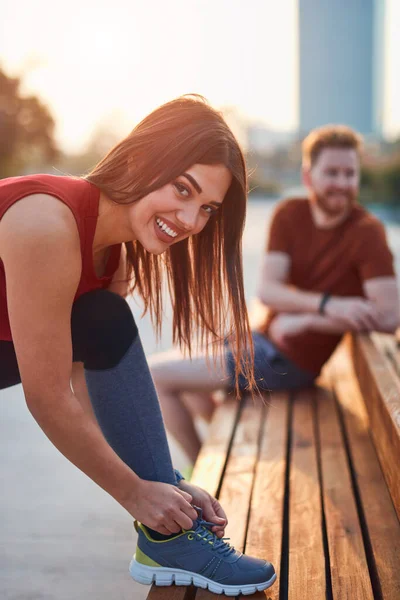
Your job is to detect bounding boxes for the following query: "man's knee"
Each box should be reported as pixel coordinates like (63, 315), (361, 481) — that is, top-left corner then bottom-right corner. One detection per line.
(148, 351), (180, 385)
(148, 359), (169, 393)
(71, 290), (138, 370)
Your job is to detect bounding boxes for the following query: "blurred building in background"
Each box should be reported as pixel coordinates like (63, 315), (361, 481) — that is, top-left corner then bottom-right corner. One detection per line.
(299, 0), (385, 137)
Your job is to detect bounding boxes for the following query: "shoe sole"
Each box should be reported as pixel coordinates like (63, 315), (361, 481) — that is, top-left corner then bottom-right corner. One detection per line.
(129, 557), (277, 596)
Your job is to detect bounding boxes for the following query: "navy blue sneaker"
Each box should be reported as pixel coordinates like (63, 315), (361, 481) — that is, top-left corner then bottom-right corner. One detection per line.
(129, 509), (276, 596)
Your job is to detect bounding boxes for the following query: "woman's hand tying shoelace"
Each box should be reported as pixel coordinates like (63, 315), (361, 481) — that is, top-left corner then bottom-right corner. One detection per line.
(177, 480), (228, 538)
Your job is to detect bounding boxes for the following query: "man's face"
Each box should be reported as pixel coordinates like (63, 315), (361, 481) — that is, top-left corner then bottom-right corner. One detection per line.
(304, 147), (360, 217)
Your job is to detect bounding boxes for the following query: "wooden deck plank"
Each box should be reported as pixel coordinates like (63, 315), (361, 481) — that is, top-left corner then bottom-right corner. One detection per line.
(190, 398), (240, 496)
(147, 398), (240, 600)
(350, 334), (400, 520)
(372, 331), (400, 377)
(147, 336), (400, 600)
(195, 396), (264, 600)
(147, 586), (195, 600)
(213, 397), (264, 552)
(316, 386), (374, 600)
(289, 391), (325, 600)
(244, 393), (289, 600)
(331, 345), (400, 600)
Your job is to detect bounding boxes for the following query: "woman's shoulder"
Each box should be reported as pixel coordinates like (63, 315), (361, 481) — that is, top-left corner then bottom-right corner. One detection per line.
(0, 188), (80, 247)
(0, 174), (97, 235)
(3, 198), (78, 240)
(0, 173), (92, 203)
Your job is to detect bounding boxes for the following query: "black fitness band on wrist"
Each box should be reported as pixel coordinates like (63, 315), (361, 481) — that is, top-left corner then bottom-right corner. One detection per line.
(319, 293), (331, 315)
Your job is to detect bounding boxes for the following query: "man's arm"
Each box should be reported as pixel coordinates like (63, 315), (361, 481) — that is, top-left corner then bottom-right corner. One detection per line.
(257, 202), (324, 314)
(269, 277), (399, 346)
(304, 276), (399, 334)
(257, 253), (379, 330)
(257, 252), (323, 313)
(361, 276), (398, 332)
(307, 215), (399, 335)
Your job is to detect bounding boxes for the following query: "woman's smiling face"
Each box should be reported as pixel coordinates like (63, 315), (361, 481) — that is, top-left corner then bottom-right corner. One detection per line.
(128, 163), (232, 254)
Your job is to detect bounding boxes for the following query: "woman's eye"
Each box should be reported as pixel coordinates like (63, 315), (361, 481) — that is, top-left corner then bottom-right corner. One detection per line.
(174, 182), (190, 197)
(203, 205), (217, 215)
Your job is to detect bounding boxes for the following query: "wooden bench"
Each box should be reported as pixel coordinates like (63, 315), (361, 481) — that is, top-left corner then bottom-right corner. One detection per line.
(146, 333), (400, 599)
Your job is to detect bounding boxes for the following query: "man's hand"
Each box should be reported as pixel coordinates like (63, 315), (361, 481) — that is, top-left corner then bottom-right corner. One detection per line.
(178, 481), (227, 538)
(324, 297), (381, 331)
(268, 313), (311, 346)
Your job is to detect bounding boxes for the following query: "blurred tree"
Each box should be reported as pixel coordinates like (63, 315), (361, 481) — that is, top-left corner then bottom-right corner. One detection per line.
(0, 67), (58, 178)
(361, 156), (400, 205)
(384, 159), (400, 201)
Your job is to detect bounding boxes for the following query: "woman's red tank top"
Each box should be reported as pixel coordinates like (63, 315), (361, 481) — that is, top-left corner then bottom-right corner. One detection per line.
(0, 174), (121, 341)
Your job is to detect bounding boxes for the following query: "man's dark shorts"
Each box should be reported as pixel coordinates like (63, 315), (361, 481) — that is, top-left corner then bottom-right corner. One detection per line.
(226, 332), (317, 393)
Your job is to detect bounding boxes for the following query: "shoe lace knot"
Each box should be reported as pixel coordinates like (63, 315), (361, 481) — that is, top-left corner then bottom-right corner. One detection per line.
(191, 515), (235, 557)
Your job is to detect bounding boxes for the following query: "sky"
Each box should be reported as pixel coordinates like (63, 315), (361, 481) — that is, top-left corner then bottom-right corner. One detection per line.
(1, 0), (399, 152)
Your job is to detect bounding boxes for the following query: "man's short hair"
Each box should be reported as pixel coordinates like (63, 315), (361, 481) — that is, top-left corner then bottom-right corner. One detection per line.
(302, 125), (363, 168)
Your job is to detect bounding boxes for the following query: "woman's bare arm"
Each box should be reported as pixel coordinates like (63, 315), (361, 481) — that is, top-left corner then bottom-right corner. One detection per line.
(0, 195), (196, 533)
(0, 195), (142, 508)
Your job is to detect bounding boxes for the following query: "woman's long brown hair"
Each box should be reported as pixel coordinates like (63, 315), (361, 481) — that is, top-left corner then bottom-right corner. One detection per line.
(86, 95), (255, 393)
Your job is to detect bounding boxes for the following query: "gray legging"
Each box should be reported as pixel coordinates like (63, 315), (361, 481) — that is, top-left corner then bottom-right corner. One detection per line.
(0, 290), (177, 487)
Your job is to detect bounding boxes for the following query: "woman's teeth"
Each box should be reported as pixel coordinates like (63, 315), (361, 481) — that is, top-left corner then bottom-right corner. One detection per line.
(156, 218), (178, 238)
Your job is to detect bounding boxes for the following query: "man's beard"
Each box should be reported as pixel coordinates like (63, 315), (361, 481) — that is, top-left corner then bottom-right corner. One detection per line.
(312, 189), (356, 217)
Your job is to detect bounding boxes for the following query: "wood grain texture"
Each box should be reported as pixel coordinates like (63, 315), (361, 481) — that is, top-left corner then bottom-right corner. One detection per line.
(147, 585), (195, 600)
(244, 393), (289, 600)
(372, 332), (400, 377)
(317, 386), (374, 600)
(289, 391), (325, 600)
(195, 396), (264, 600)
(147, 399), (240, 600)
(350, 333), (400, 521)
(147, 336), (400, 600)
(190, 398), (240, 497)
(332, 352), (400, 600)
(216, 397), (264, 552)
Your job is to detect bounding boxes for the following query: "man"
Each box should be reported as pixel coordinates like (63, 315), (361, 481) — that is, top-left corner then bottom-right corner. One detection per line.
(149, 125), (399, 463)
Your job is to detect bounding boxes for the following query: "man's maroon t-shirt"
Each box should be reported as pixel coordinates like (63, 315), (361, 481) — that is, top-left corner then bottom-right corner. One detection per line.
(258, 198), (395, 374)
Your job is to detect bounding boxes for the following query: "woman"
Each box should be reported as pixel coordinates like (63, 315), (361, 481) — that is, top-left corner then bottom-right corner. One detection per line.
(0, 96), (276, 595)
